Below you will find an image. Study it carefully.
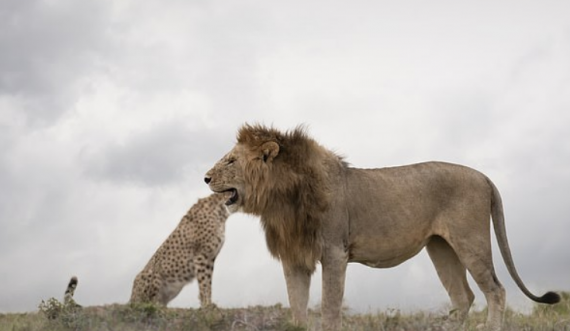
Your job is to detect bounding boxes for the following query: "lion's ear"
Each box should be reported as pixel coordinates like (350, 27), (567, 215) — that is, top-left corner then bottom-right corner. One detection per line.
(261, 141), (279, 163)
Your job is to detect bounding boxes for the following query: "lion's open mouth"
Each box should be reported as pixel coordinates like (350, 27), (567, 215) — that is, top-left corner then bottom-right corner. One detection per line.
(223, 188), (239, 206)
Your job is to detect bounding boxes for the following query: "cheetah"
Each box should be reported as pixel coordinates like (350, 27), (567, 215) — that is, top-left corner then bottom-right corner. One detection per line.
(130, 193), (231, 307)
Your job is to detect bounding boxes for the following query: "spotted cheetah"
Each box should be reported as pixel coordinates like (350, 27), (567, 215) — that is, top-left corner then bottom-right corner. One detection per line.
(130, 193), (231, 307)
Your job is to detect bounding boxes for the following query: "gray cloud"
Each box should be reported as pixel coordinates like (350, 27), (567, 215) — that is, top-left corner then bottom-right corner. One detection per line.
(80, 121), (232, 187)
(0, 0), (114, 126)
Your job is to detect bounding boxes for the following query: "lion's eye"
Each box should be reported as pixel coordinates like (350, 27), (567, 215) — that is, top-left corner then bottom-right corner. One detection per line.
(227, 159), (235, 165)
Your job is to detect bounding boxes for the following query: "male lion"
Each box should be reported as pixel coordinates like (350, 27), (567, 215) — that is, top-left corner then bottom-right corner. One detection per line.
(204, 124), (559, 331)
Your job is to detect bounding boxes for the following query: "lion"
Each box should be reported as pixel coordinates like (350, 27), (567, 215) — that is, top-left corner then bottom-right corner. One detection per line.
(204, 124), (559, 331)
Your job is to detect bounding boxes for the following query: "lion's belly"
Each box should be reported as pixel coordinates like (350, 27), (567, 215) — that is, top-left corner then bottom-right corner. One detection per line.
(343, 163), (477, 268)
(345, 196), (436, 269)
(348, 237), (430, 268)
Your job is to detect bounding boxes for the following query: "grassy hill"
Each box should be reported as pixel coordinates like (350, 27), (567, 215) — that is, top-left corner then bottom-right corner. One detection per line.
(1, 293), (568, 331)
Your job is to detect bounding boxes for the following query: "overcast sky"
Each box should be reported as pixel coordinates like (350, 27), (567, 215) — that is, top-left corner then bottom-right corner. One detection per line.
(1, 0), (569, 314)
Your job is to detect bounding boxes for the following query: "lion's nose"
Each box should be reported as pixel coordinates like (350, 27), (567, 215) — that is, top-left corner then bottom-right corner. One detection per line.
(204, 177), (211, 184)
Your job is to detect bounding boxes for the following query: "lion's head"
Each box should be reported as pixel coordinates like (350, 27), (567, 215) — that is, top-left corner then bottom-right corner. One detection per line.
(205, 124), (345, 271)
(203, 142), (249, 214)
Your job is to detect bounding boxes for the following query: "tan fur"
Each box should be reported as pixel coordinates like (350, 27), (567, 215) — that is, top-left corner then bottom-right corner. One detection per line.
(205, 124), (559, 331)
(130, 193), (230, 307)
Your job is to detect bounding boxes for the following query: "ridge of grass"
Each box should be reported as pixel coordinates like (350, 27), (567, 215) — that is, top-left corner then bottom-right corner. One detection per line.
(0, 293), (568, 331)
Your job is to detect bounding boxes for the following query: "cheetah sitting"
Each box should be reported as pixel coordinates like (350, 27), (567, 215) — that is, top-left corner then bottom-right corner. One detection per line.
(130, 193), (231, 307)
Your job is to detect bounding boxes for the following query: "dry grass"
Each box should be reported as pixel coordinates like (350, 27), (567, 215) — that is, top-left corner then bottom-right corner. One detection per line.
(1, 294), (568, 331)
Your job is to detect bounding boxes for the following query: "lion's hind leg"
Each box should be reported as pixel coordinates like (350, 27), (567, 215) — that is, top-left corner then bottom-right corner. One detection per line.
(445, 234), (506, 331)
(427, 236), (474, 329)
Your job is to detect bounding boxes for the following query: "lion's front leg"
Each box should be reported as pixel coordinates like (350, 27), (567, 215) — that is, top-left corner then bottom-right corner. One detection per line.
(321, 246), (348, 331)
(282, 262), (311, 327)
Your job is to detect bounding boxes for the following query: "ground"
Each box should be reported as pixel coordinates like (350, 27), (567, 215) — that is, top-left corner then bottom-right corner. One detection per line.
(2, 295), (569, 331)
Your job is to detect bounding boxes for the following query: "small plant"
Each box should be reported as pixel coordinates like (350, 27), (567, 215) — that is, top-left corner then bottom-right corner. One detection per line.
(121, 301), (169, 325)
(38, 296), (82, 318)
(197, 305), (225, 329)
(38, 296), (84, 330)
(38, 297), (65, 320)
(128, 302), (164, 318)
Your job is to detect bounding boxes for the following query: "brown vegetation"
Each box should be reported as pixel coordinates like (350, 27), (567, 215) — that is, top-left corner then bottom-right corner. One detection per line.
(0, 294), (568, 331)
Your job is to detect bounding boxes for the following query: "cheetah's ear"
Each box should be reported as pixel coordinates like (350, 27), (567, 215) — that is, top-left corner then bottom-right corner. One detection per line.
(261, 141), (279, 163)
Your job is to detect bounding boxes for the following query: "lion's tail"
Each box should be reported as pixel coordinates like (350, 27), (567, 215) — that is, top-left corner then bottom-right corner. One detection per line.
(488, 178), (560, 305)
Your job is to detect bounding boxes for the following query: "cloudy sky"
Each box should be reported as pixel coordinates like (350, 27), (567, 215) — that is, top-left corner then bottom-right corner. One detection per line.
(1, 0), (569, 315)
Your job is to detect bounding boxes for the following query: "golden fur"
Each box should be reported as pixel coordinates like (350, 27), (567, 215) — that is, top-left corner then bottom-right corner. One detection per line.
(205, 124), (559, 331)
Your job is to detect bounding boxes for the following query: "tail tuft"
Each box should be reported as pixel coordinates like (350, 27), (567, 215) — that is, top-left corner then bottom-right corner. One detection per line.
(67, 276), (78, 290)
(537, 291), (561, 304)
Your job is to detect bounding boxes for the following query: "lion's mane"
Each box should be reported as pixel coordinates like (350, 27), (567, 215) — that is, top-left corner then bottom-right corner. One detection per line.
(237, 124), (345, 272)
